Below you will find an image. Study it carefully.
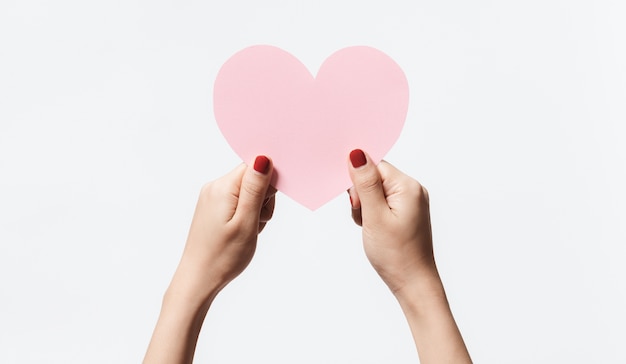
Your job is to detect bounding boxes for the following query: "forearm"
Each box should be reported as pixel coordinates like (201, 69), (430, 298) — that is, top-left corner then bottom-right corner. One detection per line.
(395, 270), (472, 364)
(143, 264), (221, 364)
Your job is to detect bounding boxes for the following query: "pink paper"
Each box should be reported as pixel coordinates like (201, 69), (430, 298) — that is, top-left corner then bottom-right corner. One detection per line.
(213, 45), (409, 210)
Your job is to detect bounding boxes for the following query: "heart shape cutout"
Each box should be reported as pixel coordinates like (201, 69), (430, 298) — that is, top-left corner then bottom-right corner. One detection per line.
(213, 45), (409, 210)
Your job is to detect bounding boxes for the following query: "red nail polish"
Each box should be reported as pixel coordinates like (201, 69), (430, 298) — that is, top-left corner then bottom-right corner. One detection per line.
(254, 155), (270, 174)
(350, 149), (366, 168)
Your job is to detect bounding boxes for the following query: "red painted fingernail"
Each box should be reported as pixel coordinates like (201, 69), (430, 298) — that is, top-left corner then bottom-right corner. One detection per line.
(350, 149), (366, 168)
(254, 155), (270, 174)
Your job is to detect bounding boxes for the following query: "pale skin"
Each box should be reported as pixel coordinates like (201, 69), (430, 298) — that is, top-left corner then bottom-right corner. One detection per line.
(143, 150), (472, 364)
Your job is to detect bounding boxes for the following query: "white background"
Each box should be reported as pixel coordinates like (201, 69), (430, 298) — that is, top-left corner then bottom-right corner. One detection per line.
(1, 1), (625, 363)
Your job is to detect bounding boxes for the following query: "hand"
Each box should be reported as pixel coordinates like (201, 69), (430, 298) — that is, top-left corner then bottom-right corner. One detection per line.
(144, 156), (275, 364)
(347, 149), (434, 295)
(169, 155), (276, 304)
(347, 149), (472, 364)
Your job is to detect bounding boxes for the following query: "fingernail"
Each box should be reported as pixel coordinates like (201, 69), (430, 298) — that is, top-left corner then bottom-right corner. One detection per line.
(254, 155), (270, 174)
(350, 149), (366, 168)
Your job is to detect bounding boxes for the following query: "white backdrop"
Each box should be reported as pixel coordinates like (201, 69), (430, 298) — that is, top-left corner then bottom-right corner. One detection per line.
(1, 1), (625, 363)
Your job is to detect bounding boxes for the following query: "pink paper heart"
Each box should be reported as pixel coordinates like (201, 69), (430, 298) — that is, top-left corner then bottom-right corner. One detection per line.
(213, 45), (409, 210)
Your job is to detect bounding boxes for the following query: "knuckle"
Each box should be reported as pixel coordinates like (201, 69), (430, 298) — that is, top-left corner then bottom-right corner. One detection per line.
(242, 180), (266, 199)
(403, 179), (429, 205)
(357, 173), (381, 195)
(230, 213), (257, 234)
(420, 185), (430, 204)
(199, 181), (216, 199)
(407, 179), (424, 195)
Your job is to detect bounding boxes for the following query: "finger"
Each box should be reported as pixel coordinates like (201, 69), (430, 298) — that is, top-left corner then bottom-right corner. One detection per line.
(260, 194), (275, 223)
(347, 187), (361, 210)
(258, 222), (267, 234)
(348, 149), (388, 222)
(264, 185), (278, 202)
(235, 155), (273, 220)
(347, 187), (362, 226)
(202, 163), (247, 222)
(259, 186), (277, 234)
(260, 185), (277, 222)
(377, 160), (428, 210)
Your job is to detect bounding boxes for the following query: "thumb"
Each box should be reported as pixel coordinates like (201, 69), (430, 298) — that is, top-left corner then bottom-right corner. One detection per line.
(236, 155), (273, 219)
(348, 149), (388, 221)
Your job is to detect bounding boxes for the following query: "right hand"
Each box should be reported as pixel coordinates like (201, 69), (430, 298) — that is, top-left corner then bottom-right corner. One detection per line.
(168, 156), (276, 305)
(347, 149), (436, 295)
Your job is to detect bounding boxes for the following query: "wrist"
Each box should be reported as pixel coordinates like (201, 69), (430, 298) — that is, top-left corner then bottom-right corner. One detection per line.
(393, 268), (449, 317)
(160, 286), (213, 329)
(165, 260), (224, 310)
